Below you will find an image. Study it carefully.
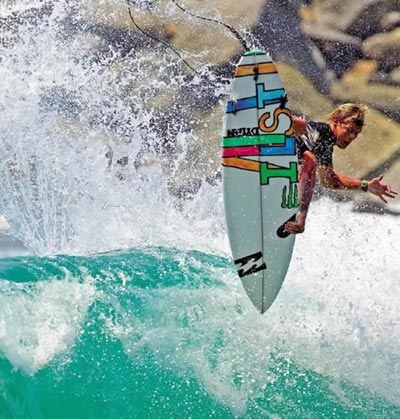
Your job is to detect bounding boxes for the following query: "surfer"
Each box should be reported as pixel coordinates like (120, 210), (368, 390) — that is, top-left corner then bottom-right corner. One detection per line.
(284, 103), (398, 234)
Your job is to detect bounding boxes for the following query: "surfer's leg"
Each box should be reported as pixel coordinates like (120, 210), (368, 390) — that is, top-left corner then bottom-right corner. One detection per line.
(285, 151), (317, 234)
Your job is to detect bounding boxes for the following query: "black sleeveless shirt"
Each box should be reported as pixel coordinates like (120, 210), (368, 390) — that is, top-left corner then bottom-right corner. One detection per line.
(296, 121), (336, 166)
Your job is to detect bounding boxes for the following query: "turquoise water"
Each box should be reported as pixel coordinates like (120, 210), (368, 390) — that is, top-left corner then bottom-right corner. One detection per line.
(1, 247), (400, 418)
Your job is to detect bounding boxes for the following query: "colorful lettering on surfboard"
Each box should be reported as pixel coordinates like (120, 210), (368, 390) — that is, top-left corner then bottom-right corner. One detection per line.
(221, 53), (299, 211)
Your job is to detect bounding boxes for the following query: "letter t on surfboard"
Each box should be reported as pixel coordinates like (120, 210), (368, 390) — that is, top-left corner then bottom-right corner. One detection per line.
(222, 50), (299, 314)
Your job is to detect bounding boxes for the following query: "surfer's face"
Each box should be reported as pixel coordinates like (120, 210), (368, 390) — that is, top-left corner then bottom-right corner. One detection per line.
(333, 119), (363, 149)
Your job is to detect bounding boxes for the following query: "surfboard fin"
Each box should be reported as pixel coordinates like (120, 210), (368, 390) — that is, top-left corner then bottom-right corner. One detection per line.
(276, 213), (296, 238)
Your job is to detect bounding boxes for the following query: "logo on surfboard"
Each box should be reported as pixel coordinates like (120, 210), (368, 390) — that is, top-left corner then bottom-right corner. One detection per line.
(234, 251), (267, 278)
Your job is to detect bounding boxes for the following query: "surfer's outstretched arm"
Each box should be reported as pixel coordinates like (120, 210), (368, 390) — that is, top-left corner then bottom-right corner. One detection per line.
(318, 167), (398, 201)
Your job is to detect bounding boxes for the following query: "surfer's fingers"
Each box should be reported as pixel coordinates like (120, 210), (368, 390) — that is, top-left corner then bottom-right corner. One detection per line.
(283, 223), (291, 231)
(382, 185), (397, 197)
(385, 191), (397, 199)
(283, 222), (294, 232)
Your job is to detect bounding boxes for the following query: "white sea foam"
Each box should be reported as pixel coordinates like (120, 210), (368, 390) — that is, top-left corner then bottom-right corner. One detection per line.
(103, 198), (400, 414)
(276, 198), (400, 404)
(0, 277), (96, 374)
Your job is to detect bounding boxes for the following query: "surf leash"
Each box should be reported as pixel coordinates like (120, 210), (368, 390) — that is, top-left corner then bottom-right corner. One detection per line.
(126, 0), (250, 77)
(170, 0), (250, 52)
(126, 1), (200, 75)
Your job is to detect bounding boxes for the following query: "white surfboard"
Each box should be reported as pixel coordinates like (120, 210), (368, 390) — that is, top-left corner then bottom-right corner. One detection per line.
(222, 50), (299, 314)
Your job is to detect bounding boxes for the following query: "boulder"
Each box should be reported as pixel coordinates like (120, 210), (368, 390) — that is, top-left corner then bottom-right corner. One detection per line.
(298, 2), (364, 78)
(362, 27), (400, 71)
(301, 22), (360, 46)
(301, 1), (400, 78)
(78, 0), (266, 64)
(345, 0), (400, 39)
(300, 22), (363, 78)
(330, 60), (400, 122)
(307, 0), (400, 39)
(252, 0), (330, 93)
(380, 11), (400, 31)
(306, 0), (366, 33)
(390, 67), (400, 84)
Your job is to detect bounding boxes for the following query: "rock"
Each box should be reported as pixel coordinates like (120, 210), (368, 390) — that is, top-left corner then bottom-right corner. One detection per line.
(330, 72), (400, 122)
(345, 0), (400, 39)
(307, 0), (400, 39)
(299, 1), (376, 79)
(301, 21), (362, 78)
(275, 62), (334, 118)
(302, 1), (400, 77)
(362, 27), (400, 71)
(390, 67), (400, 84)
(380, 11), (400, 31)
(307, 0), (366, 33)
(301, 22), (360, 46)
(79, 0), (266, 65)
(252, 0), (330, 93)
(12, 0), (397, 208)
(347, 59), (378, 82)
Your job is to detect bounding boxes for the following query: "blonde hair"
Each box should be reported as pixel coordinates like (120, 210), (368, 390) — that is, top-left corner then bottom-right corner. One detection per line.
(328, 103), (368, 125)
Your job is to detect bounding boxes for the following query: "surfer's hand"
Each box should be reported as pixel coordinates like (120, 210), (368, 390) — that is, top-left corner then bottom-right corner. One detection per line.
(367, 175), (398, 203)
(284, 211), (306, 235)
(284, 221), (305, 235)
